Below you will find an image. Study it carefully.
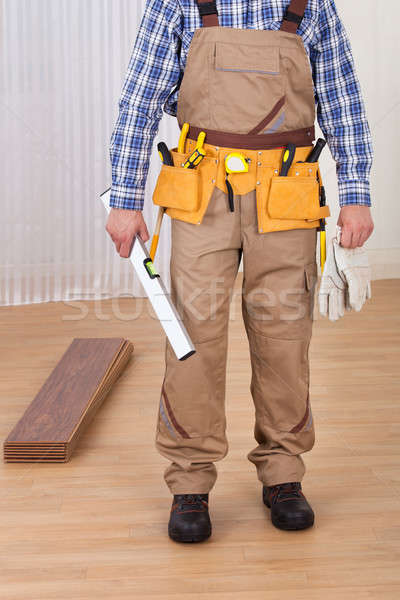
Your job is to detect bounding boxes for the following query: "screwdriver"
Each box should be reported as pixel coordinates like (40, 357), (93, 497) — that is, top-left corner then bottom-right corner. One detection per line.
(157, 142), (174, 166)
(305, 138), (326, 163)
(280, 143), (297, 176)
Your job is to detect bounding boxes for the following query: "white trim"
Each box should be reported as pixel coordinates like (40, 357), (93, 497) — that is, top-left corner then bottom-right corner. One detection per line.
(367, 248), (400, 280)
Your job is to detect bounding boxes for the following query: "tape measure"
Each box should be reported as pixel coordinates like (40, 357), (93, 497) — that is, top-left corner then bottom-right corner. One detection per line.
(225, 152), (249, 174)
(224, 153), (249, 213)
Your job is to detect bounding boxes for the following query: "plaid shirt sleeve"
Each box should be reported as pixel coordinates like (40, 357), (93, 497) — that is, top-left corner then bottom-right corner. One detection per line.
(311, 0), (373, 207)
(109, 0), (183, 210)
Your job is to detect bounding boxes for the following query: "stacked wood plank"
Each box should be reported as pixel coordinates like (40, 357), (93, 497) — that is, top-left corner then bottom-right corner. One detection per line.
(4, 338), (133, 462)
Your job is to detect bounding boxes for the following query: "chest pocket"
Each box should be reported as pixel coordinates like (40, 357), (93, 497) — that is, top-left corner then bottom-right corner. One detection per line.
(215, 42), (280, 75)
(210, 42), (284, 134)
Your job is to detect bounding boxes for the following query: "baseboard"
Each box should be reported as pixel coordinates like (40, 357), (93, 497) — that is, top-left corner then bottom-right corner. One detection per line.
(367, 248), (400, 280)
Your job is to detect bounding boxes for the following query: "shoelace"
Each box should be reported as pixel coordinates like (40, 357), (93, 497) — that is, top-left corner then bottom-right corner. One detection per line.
(176, 494), (207, 511)
(270, 482), (302, 504)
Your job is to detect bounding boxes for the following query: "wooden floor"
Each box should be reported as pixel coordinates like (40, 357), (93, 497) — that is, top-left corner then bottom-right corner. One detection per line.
(1, 279), (400, 600)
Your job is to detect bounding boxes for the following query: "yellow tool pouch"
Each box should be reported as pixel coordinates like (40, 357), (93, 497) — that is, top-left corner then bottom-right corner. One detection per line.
(152, 148), (218, 224)
(256, 158), (330, 234)
(152, 142), (330, 230)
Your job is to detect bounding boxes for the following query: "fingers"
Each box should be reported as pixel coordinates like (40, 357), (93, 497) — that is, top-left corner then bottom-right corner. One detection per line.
(359, 223), (374, 247)
(107, 232), (123, 255)
(340, 225), (367, 249)
(105, 209), (149, 257)
(107, 231), (133, 258)
(340, 225), (353, 249)
(338, 206), (374, 249)
(351, 230), (362, 249)
(357, 231), (368, 247)
(138, 221), (150, 243)
(119, 236), (134, 258)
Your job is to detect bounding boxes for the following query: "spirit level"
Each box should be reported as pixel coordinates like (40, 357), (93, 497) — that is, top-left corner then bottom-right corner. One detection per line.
(101, 189), (196, 361)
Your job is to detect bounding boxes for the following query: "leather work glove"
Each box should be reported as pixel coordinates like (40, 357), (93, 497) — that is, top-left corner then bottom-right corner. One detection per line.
(318, 229), (347, 321)
(333, 227), (372, 312)
(319, 227), (372, 321)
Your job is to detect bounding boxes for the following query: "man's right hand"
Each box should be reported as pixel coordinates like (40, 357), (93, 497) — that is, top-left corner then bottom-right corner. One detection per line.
(106, 208), (150, 258)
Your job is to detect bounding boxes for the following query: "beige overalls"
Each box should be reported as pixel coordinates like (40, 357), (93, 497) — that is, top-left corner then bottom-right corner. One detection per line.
(153, 0), (330, 493)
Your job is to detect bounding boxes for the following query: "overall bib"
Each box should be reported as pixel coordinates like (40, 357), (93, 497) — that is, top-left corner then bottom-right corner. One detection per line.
(154, 0), (329, 493)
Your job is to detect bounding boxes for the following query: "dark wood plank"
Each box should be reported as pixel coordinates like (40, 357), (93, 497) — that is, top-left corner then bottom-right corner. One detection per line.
(3, 339), (133, 461)
(65, 341), (133, 460)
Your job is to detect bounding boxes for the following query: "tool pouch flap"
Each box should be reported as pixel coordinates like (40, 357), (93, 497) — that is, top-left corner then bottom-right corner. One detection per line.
(268, 176), (323, 221)
(152, 150), (200, 212)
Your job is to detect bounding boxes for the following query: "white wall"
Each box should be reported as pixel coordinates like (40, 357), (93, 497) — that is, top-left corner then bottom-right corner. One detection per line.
(1, 0), (399, 306)
(322, 1), (400, 279)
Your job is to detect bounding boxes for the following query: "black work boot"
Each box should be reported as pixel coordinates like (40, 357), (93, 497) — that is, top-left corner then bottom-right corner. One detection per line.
(263, 482), (314, 531)
(168, 493), (212, 543)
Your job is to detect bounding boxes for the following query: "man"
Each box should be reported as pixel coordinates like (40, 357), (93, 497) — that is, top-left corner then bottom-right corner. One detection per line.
(106, 0), (373, 543)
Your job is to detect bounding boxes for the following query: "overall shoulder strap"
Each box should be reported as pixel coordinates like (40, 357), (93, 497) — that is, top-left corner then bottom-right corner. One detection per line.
(280, 0), (308, 33)
(195, 0), (220, 27)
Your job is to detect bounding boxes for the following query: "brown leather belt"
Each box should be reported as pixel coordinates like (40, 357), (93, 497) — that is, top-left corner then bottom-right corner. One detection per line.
(187, 125), (315, 151)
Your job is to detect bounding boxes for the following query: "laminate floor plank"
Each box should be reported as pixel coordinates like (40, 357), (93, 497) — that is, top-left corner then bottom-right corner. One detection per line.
(3, 339), (133, 462)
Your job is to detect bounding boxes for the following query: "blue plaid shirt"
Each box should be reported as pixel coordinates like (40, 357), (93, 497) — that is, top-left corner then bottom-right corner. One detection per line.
(110, 0), (373, 210)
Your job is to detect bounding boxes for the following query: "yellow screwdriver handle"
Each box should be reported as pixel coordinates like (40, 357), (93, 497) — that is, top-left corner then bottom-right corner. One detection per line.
(195, 131), (206, 152)
(320, 231), (327, 273)
(178, 123), (189, 154)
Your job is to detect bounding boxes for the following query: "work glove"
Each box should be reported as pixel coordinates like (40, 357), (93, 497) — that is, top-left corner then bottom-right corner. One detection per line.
(319, 227), (372, 321)
(318, 229), (347, 321)
(333, 227), (372, 312)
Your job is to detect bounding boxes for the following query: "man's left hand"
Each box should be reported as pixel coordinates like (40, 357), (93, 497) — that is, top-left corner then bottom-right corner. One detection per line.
(337, 206), (374, 249)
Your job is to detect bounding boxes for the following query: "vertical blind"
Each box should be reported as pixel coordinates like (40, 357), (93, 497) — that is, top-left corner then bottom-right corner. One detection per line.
(1, 0), (179, 306)
(1, 1), (399, 305)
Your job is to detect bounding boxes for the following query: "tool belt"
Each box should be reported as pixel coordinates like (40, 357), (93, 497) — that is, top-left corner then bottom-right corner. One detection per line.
(152, 139), (330, 233)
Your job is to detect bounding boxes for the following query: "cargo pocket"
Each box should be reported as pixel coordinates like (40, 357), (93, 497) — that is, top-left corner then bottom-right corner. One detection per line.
(305, 261), (318, 321)
(305, 261), (318, 292)
(152, 149), (200, 212)
(247, 327), (312, 433)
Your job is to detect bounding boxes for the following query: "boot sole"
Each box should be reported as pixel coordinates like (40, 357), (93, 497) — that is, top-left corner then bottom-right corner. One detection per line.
(168, 528), (212, 543)
(271, 514), (314, 531)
